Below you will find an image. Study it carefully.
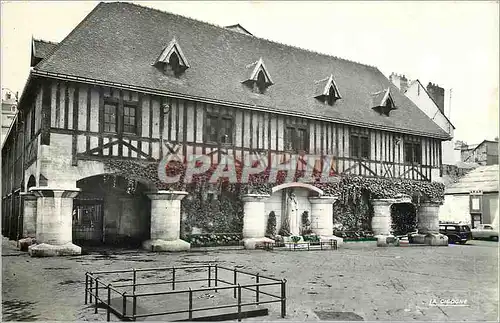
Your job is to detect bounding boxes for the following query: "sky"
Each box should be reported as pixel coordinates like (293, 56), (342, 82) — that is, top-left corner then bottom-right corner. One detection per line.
(1, 1), (499, 144)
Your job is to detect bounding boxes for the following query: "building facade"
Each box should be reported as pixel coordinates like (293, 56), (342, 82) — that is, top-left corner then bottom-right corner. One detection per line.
(389, 74), (456, 167)
(1, 89), (17, 145)
(2, 2), (451, 255)
(459, 139), (499, 165)
(439, 165), (499, 228)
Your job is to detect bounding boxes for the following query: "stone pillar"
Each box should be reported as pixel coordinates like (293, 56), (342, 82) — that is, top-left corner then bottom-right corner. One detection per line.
(371, 199), (393, 236)
(21, 192), (37, 238)
(242, 194), (273, 249)
(28, 187), (81, 257)
(143, 191), (190, 252)
(309, 196), (343, 245)
(18, 192), (38, 251)
(416, 201), (448, 246)
(417, 202), (441, 234)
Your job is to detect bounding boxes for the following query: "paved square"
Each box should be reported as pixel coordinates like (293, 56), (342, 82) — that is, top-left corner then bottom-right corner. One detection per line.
(2, 239), (498, 321)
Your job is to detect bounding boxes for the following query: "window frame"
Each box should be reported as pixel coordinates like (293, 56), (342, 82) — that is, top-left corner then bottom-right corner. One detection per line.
(122, 104), (137, 135)
(101, 95), (139, 136)
(204, 112), (234, 145)
(103, 102), (118, 134)
(404, 141), (422, 164)
(350, 133), (370, 159)
(284, 124), (309, 153)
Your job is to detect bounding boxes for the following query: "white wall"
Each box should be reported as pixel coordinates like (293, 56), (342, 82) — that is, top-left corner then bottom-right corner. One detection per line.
(439, 194), (471, 224)
(405, 82), (458, 165)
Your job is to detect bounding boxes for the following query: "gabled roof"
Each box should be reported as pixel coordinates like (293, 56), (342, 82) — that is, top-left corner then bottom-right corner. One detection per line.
(31, 38), (58, 67)
(243, 58), (273, 85)
(446, 165), (499, 194)
(33, 1), (450, 139)
(154, 37), (190, 68)
(314, 74), (341, 99)
(225, 24), (253, 36)
(407, 80), (456, 130)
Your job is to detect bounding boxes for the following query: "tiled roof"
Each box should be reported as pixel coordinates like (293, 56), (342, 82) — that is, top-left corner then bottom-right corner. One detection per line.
(32, 39), (58, 61)
(446, 165), (499, 194)
(34, 1), (450, 139)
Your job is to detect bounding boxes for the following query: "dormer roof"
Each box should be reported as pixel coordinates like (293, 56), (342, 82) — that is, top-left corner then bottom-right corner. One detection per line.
(314, 74), (341, 99)
(371, 88), (397, 116)
(243, 57), (273, 85)
(154, 37), (190, 68)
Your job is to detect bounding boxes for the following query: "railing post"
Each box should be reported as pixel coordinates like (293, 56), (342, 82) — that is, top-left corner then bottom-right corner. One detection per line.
(122, 292), (127, 319)
(208, 264), (211, 287)
(107, 284), (111, 322)
(214, 264), (218, 293)
(85, 273), (89, 305)
(172, 267), (176, 291)
(233, 268), (237, 298)
(237, 284), (242, 322)
(89, 276), (94, 303)
(95, 279), (99, 314)
(132, 294), (137, 322)
(281, 279), (286, 318)
(256, 273), (260, 304)
(132, 269), (137, 294)
(188, 287), (193, 320)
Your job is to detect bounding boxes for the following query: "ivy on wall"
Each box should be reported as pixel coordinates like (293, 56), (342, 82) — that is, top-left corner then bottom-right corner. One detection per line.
(103, 159), (445, 234)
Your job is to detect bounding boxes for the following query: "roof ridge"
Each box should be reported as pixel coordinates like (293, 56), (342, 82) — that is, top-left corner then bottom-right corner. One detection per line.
(115, 1), (379, 70)
(32, 38), (59, 45)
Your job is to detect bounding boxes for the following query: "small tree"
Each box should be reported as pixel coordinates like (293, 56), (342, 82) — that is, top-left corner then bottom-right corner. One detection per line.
(279, 214), (291, 236)
(301, 210), (312, 235)
(265, 211), (277, 238)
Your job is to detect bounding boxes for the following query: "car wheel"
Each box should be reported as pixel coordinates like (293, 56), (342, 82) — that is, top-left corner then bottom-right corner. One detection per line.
(459, 241), (466, 245)
(491, 236), (499, 242)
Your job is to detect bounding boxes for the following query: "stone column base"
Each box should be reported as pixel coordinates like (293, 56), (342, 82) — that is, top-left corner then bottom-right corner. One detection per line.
(143, 239), (190, 252)
(408, 233), (448, 246)
(243, 237), (275, 250)
(18, 237), (37, 252)
(319, 235), (344, 246)
(376, 235), (398, 247)
(28, 242), (81, 257)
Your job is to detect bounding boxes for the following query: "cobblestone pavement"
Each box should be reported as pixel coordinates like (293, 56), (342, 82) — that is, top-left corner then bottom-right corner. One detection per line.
(2, 237), (498, 322)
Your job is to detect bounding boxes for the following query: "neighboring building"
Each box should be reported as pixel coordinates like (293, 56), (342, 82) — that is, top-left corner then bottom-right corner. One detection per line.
(2, 2), (450, 254)
(459, 139), (499, 165)
(439, 165), (499, 228)
(1, 89), (17, 145)
(390, 74), (457, 166)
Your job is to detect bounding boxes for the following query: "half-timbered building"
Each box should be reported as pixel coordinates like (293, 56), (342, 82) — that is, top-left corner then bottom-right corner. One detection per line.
(1, 2), (451, 255)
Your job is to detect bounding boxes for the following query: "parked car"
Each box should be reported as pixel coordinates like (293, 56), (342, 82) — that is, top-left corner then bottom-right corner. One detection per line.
(439, 224), (472, 244)
(471, 224), (499, 241)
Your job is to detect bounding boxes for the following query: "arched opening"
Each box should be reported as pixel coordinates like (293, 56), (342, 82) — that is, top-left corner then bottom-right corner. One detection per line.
(327, 85), (336, 105)
(390, 202), (417, 236)
(168, 52), (182, 76)
(256, 70), (267, 93)
(73, 174), (152, 247)
(266, 183), (324, 236)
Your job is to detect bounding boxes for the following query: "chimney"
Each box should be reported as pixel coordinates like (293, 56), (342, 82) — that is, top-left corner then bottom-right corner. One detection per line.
(389, 73), (409, 93)
(426, 82), (445, 114)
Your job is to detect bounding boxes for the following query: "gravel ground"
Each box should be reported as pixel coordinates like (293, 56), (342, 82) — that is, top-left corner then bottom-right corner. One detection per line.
(2, 237), (498, 322)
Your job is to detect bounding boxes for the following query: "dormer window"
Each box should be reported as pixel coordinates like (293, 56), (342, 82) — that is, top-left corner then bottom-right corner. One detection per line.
(327, 86), (337, 105)
(371, 88), (397, 116)
(242, 58), (274, 94)
(154, 38), (190, 77)
(314, 74), (341, 105)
